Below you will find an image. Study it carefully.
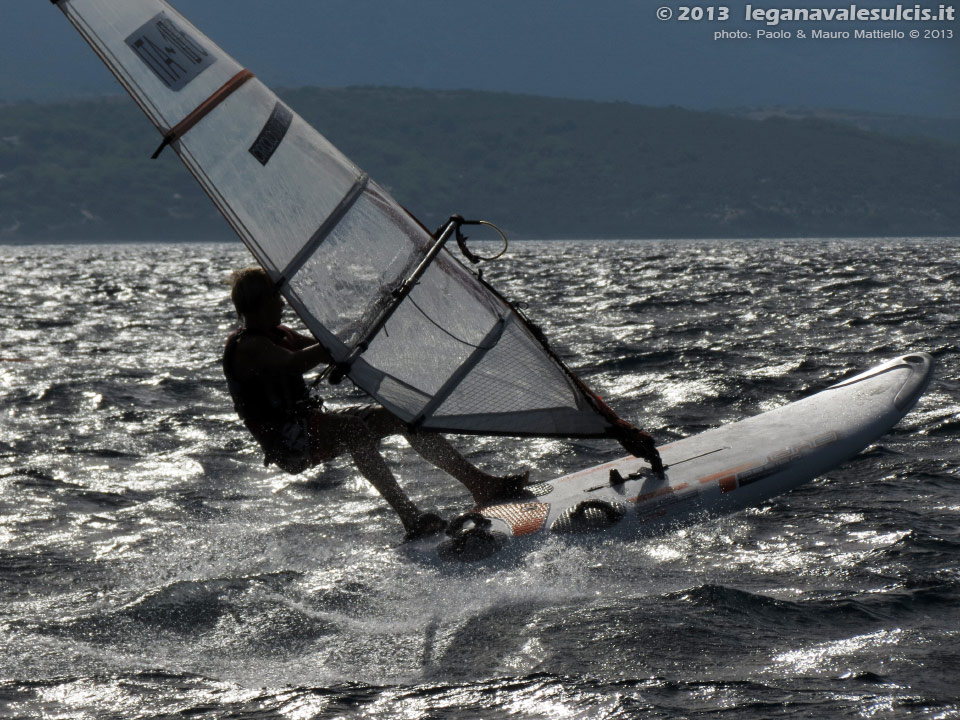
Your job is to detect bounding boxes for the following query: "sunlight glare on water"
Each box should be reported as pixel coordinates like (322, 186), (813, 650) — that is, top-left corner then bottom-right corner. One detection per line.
(0, 239), (957, 718)
(770, 628), (907, 675)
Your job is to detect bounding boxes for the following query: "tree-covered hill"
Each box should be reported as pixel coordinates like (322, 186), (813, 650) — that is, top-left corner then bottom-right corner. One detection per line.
(1, 87), (958, 242)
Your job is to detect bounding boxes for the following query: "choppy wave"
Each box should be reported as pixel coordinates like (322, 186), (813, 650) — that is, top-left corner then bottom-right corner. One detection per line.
(0, 238), (958, 718)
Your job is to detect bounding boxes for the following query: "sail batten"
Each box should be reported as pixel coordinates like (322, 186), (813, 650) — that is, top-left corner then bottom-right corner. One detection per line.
(277, 173), (370, 287)
(54, 0), (622, 440)
(413, 315), (509, 427)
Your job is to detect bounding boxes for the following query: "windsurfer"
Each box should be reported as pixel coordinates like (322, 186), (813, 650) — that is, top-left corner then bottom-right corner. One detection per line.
(223, 267), (528, 540)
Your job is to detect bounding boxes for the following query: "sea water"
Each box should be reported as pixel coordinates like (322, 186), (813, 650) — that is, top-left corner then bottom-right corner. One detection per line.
(0, 238), (957, 718)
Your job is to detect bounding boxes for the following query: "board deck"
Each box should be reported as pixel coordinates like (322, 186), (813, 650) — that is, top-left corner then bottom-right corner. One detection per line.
(414, 353), (934, 560)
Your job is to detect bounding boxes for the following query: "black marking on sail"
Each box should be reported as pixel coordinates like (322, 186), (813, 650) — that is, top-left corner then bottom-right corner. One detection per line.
(126, 13), (214, 91)
(249, 103), (294, 166)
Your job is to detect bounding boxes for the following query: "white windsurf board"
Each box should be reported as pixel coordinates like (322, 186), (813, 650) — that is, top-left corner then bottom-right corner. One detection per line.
(417, 352), (934, 560)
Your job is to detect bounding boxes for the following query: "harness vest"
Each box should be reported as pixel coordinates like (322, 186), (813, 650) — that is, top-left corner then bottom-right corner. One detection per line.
(223, 325), (317, 470)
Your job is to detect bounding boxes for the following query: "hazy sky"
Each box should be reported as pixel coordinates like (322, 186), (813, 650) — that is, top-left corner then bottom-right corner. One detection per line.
(5, 0), (959, 116)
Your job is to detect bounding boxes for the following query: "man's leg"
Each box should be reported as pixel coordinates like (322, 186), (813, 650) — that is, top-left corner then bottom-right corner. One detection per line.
(403, 431), (529, 505)
(320, 412), (424, 533)
(359, 408), (528, 505)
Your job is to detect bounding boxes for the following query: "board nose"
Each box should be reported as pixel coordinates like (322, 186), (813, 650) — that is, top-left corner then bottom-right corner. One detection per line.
(894, 352), (934, 411)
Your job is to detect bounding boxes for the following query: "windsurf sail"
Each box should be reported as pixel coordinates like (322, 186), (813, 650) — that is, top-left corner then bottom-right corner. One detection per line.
(52, 0), (652, 446)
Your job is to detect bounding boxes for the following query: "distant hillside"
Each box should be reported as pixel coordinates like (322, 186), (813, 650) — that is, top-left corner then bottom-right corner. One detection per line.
(1, 88), (958, 241)
(724, 106), (960, 146)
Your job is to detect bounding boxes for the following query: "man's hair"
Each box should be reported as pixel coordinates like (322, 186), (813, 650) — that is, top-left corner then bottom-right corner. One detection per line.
(229, 266), (276, 318)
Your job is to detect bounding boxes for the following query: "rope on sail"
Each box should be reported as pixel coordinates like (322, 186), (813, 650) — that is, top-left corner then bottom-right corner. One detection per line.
(151, 69), (255, 158)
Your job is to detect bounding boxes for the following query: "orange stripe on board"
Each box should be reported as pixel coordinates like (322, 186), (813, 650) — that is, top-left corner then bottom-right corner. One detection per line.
(718, 475), (738, 493)
(632, 482), (689, 504)
(698, 463), (755, 485)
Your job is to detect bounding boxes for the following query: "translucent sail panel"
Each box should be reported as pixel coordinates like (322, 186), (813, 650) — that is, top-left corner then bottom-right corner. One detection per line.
(424, 318), (611, 436)
(352, 242), (611, 436)
(359, 254), (505, 397)
(59, 0), (244, 130)
(176, 81), (362, 273)
(59, 0), (365, 275)
(285, 183), (433, 348)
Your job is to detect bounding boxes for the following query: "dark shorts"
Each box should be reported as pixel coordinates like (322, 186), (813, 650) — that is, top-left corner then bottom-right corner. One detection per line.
(306, 404), (381, 465)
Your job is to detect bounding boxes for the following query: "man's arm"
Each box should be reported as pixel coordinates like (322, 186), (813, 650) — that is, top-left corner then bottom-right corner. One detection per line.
(283, 326), (319, 351)
(232, 335), (334, 380)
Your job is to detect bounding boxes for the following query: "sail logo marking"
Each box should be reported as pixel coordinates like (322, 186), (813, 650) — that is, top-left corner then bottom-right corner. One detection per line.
(250, 103), (294, 166)
(126, 13), (214, 91)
